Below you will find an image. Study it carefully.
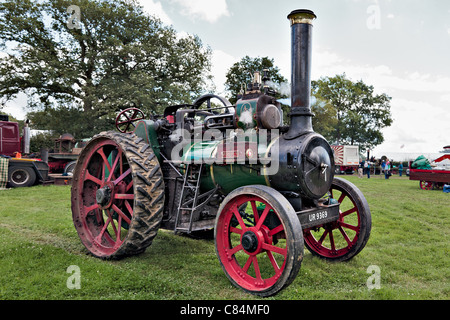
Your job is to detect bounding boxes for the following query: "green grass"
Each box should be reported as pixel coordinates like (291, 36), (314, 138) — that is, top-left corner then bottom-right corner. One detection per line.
(0, 175), (449, 300)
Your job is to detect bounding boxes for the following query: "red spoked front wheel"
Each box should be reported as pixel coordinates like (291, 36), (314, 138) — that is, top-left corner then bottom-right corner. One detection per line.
(215, 185), (303, 297)
(303, 177), (371, 262)
(71, 131), (164, 259)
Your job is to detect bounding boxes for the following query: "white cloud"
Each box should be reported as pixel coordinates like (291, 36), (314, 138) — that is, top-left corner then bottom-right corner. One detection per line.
(1, 93), (28, 120)
(138, 0), (172, 25)
(312, 50), (450, 96)
(310, 48), (450, 154)
(441, 94), (450, 103)
(172, 0), (230, 23)
(372, 96), (450, 156)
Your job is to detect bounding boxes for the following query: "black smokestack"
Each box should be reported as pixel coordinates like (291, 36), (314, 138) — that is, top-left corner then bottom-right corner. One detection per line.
(285, 9), (316, 140)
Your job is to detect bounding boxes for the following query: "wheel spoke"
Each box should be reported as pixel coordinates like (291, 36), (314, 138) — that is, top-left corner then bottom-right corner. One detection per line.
(337, 192), (346, 204)
(243, 256), (253, 273)
(125, 180), (133, 192)
(341, 206), (357, 218)
(329, 230), (336, 251)
(318, 229), (329, 244)
(262, 242), (287, 257)
(250, 200), (259, 224)
(111, 204), (132, 225)
(85, 170), (103, 186)
(338, 226), (352, 246)
(255, 206), (270, 230)
(83, 203), (99, 217)
(339, 221), (359, 232)
(124, 200), (134, 216)
(268, 224), (284, 236)
(232, 206), (247, 230)
(111, 215), (121, 241)
(230, 226), (243, 234)
(229, 244), (243, 256)
(97, 210), (112, 242)
(114, 168), (131, 184)
(97, 147), (113, 175)
(252, 256), (262, 281)
(114, 193), (135, 200)
(266, 251), (281, 274)
(107, 149), (122, 182)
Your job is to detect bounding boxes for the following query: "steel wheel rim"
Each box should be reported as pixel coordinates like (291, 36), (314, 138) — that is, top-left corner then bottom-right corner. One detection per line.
(303, 185), (361, 258)
(216, 194), (289, 292)
(11, 169), (29, 185)
(74, 139), (134, 256)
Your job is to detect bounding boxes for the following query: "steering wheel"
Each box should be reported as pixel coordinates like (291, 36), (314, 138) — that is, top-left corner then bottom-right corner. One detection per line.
(115, 108), (145, 133)
(192, 94), (234, 113)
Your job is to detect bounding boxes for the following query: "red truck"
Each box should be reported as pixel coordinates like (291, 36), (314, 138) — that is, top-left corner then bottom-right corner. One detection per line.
(0, 115), (49, 188)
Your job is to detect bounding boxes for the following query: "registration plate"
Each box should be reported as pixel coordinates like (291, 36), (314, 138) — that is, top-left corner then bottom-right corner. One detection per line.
(297, 203), (340, 229)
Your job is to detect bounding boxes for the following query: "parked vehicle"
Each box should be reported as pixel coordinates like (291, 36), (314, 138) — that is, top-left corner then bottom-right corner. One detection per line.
(0, 115), (49, 187)
(70, 9), (372, 297)
(409, 153), (450, 190)
(331, 145), (359, 174)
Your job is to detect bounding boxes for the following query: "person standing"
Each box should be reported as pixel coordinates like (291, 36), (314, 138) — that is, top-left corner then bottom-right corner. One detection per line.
(385, 160), (391, 179)
(398, 163), (403, 177)
(358, 160), (364, 178)
(365, 161), (370, 178)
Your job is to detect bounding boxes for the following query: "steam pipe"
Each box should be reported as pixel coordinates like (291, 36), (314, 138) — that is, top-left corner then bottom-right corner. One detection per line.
(285, 9), (316, 140)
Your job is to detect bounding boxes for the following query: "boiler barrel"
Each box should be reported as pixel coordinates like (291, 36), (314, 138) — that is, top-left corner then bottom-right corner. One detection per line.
(181, 139), (269, 195)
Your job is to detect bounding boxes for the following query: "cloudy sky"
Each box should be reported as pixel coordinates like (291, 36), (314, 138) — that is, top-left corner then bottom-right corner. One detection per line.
(3, 0), (450, 157)
(138, 0), (450, 157)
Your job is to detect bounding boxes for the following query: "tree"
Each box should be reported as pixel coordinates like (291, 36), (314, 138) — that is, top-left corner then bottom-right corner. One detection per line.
(224, 56), (288, 105)
(0, 0), (213, 138)
(311, 98), (338, 142)
(312, 74), (393, 152)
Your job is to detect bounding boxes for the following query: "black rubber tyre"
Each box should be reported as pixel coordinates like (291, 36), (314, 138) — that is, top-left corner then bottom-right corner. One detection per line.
(8, 166), (36, 188)
(71, 131), (165, 259)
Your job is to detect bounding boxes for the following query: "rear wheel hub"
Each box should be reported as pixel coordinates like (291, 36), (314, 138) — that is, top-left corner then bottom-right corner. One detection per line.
(96, 185), (112, 208)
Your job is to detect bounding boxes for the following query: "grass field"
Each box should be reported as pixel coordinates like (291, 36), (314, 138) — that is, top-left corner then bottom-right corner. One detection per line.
(0, 175), (449, 300)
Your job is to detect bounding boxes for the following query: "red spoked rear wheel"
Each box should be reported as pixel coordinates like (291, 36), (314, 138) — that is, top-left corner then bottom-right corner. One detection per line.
(303, 177), (371, 262)
(71, 131), (164, 259)
(215, 185), (303, 297)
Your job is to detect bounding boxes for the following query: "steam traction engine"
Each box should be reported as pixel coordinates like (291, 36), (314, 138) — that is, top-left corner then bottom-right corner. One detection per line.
(71, 10), (371, 296)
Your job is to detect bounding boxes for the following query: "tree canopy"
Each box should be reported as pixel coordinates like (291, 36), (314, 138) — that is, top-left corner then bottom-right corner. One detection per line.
(0, 0), (213, 138)
(312, 74), (393, 152)
(224, 56), (288, 105)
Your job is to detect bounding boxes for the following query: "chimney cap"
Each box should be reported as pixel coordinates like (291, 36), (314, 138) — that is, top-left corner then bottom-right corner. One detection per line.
(288, 9), (316, 25)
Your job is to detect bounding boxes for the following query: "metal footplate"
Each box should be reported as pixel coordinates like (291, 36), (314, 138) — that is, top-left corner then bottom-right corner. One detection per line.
(297, 203), (340, 229)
